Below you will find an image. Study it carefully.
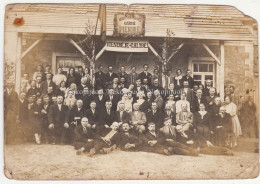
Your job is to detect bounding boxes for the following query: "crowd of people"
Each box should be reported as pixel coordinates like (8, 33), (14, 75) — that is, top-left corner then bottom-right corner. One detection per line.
(4, 63), (258, 157)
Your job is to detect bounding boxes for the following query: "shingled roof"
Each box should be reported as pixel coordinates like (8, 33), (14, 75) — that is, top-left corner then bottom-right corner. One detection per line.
(5, 4), (256, 41)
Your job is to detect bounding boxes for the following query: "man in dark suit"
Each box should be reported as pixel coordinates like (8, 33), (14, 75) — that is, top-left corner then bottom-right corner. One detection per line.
(48, 95), (70, 144)
(94, 65), (106, 90)
(41, 73), (56, 95)
(120, 122), (143, 151)
(132, 78), (147, 101)
(150, 78), (163, 92)
(160, 117), (198, 156)
(192, 89), (206, 113)
(79, 86), (92, 110)
(16, 92), (28, 142)
(162, 102), (176, 126)
(182, 70), (194, 89)
(128, 66), (139, 85)
(100, 101), (117, 129)
(105, 88), (119, 111)
(202, 79), (213, 97)
(116, 101), (131, 124)
(85, 101), (99, 130)
(92, 88), (106, 112)
(17, 92), (28, 124)
(104, 66), (119, 88)
(40, 95), (51, 143)
(118, 66), (128, 86)
(141, 122), (172, 155)
(27, 80), (41, 97)
(4, 84), (19, 144)
(180, 80), (194, 106)
(73, 117), (101, 155)
(205, 87), (218, 111)
(138, 64), (152, 87)
(69, 99), (87, 127)
(146, 102), (162, 129)
(35, 76), (43, 93)
(107, 78), (120, 93)
(214, 106), (232, 146)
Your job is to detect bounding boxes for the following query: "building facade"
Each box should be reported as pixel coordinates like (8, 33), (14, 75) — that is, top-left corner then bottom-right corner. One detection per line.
(4, 4), (258, 109)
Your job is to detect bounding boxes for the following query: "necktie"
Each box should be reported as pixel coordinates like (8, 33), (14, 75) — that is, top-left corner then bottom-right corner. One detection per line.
(83, 127), (87, 134)
(167, 111), (170, 116)
(107, 109), (110, 115)
(120, 111), (123, 121)
(169, 127), (173, 135)
(58, 105), (61, 111)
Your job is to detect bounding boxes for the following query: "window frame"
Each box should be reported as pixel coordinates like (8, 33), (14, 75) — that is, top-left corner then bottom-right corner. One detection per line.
(52, 52), (82, 74)
(188, 57), (216, 87)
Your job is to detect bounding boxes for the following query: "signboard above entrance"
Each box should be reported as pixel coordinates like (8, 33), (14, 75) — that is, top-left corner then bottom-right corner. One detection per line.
(114, 13), (145, 37)
(106, 40), (148, 52)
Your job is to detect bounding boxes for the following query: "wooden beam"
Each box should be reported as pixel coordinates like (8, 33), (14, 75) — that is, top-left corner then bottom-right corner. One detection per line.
(219, 41), (225, 101)
(148, 43), (163, 62)
(21, 38), (42, 59)
(95, 45), (106, 61)
(202, 43), (221, 66)
(67, 38), (92, 62)
(166, 42), (185, 62)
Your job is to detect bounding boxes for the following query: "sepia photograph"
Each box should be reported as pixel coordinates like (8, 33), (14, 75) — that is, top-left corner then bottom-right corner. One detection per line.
(3, 2), (259, 180)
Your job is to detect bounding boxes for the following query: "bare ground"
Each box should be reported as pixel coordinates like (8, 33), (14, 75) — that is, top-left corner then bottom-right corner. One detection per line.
(4, 143), (259, 180)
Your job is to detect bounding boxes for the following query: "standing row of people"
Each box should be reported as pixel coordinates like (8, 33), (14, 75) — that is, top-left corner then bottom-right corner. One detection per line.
(4, 63), (257, 152)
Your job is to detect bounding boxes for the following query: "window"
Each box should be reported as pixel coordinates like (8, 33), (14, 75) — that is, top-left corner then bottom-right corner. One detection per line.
(188, 58), (216, 87)
(52, 52), (83, 75)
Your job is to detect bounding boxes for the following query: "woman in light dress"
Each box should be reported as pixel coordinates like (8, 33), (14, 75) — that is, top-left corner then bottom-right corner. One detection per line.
(224, 96), (242, 147)
(136, 91), (149, 113)
(64, 90), (77, 110)
(117, 89), (133, 113)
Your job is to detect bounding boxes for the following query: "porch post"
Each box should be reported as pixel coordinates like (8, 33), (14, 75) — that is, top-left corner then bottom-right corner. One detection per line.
(219, 41), (225, 101)
(15, 33), (22, 93)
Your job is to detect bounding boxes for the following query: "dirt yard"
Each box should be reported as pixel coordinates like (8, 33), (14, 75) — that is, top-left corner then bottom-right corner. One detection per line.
(4, 141), (259, 180)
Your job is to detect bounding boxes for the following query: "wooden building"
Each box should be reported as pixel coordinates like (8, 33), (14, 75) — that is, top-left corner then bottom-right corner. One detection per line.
(4, 4), (258, 108)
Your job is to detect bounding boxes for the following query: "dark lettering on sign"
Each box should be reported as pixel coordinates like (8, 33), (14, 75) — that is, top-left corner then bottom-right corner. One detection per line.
(106, 41), (148, 49)
(114, 13), (145, 37)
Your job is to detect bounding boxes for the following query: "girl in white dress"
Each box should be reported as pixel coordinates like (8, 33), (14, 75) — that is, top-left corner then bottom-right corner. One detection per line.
(225, 96), (242, 147)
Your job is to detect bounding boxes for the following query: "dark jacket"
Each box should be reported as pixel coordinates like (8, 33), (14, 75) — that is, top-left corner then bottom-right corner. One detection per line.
(139, 71), (152, 86)
(120, 132), (143, 150)
(86, 109), (100, 125)
(94, 71), (106, 89)
(193, 111), (212, 130)
(146, 110), (163, 128)
(100, 109), (117, 126)
(48, 104), (69, 127)
(69, 107), (87, 125)
(116, 111), (131, 123)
